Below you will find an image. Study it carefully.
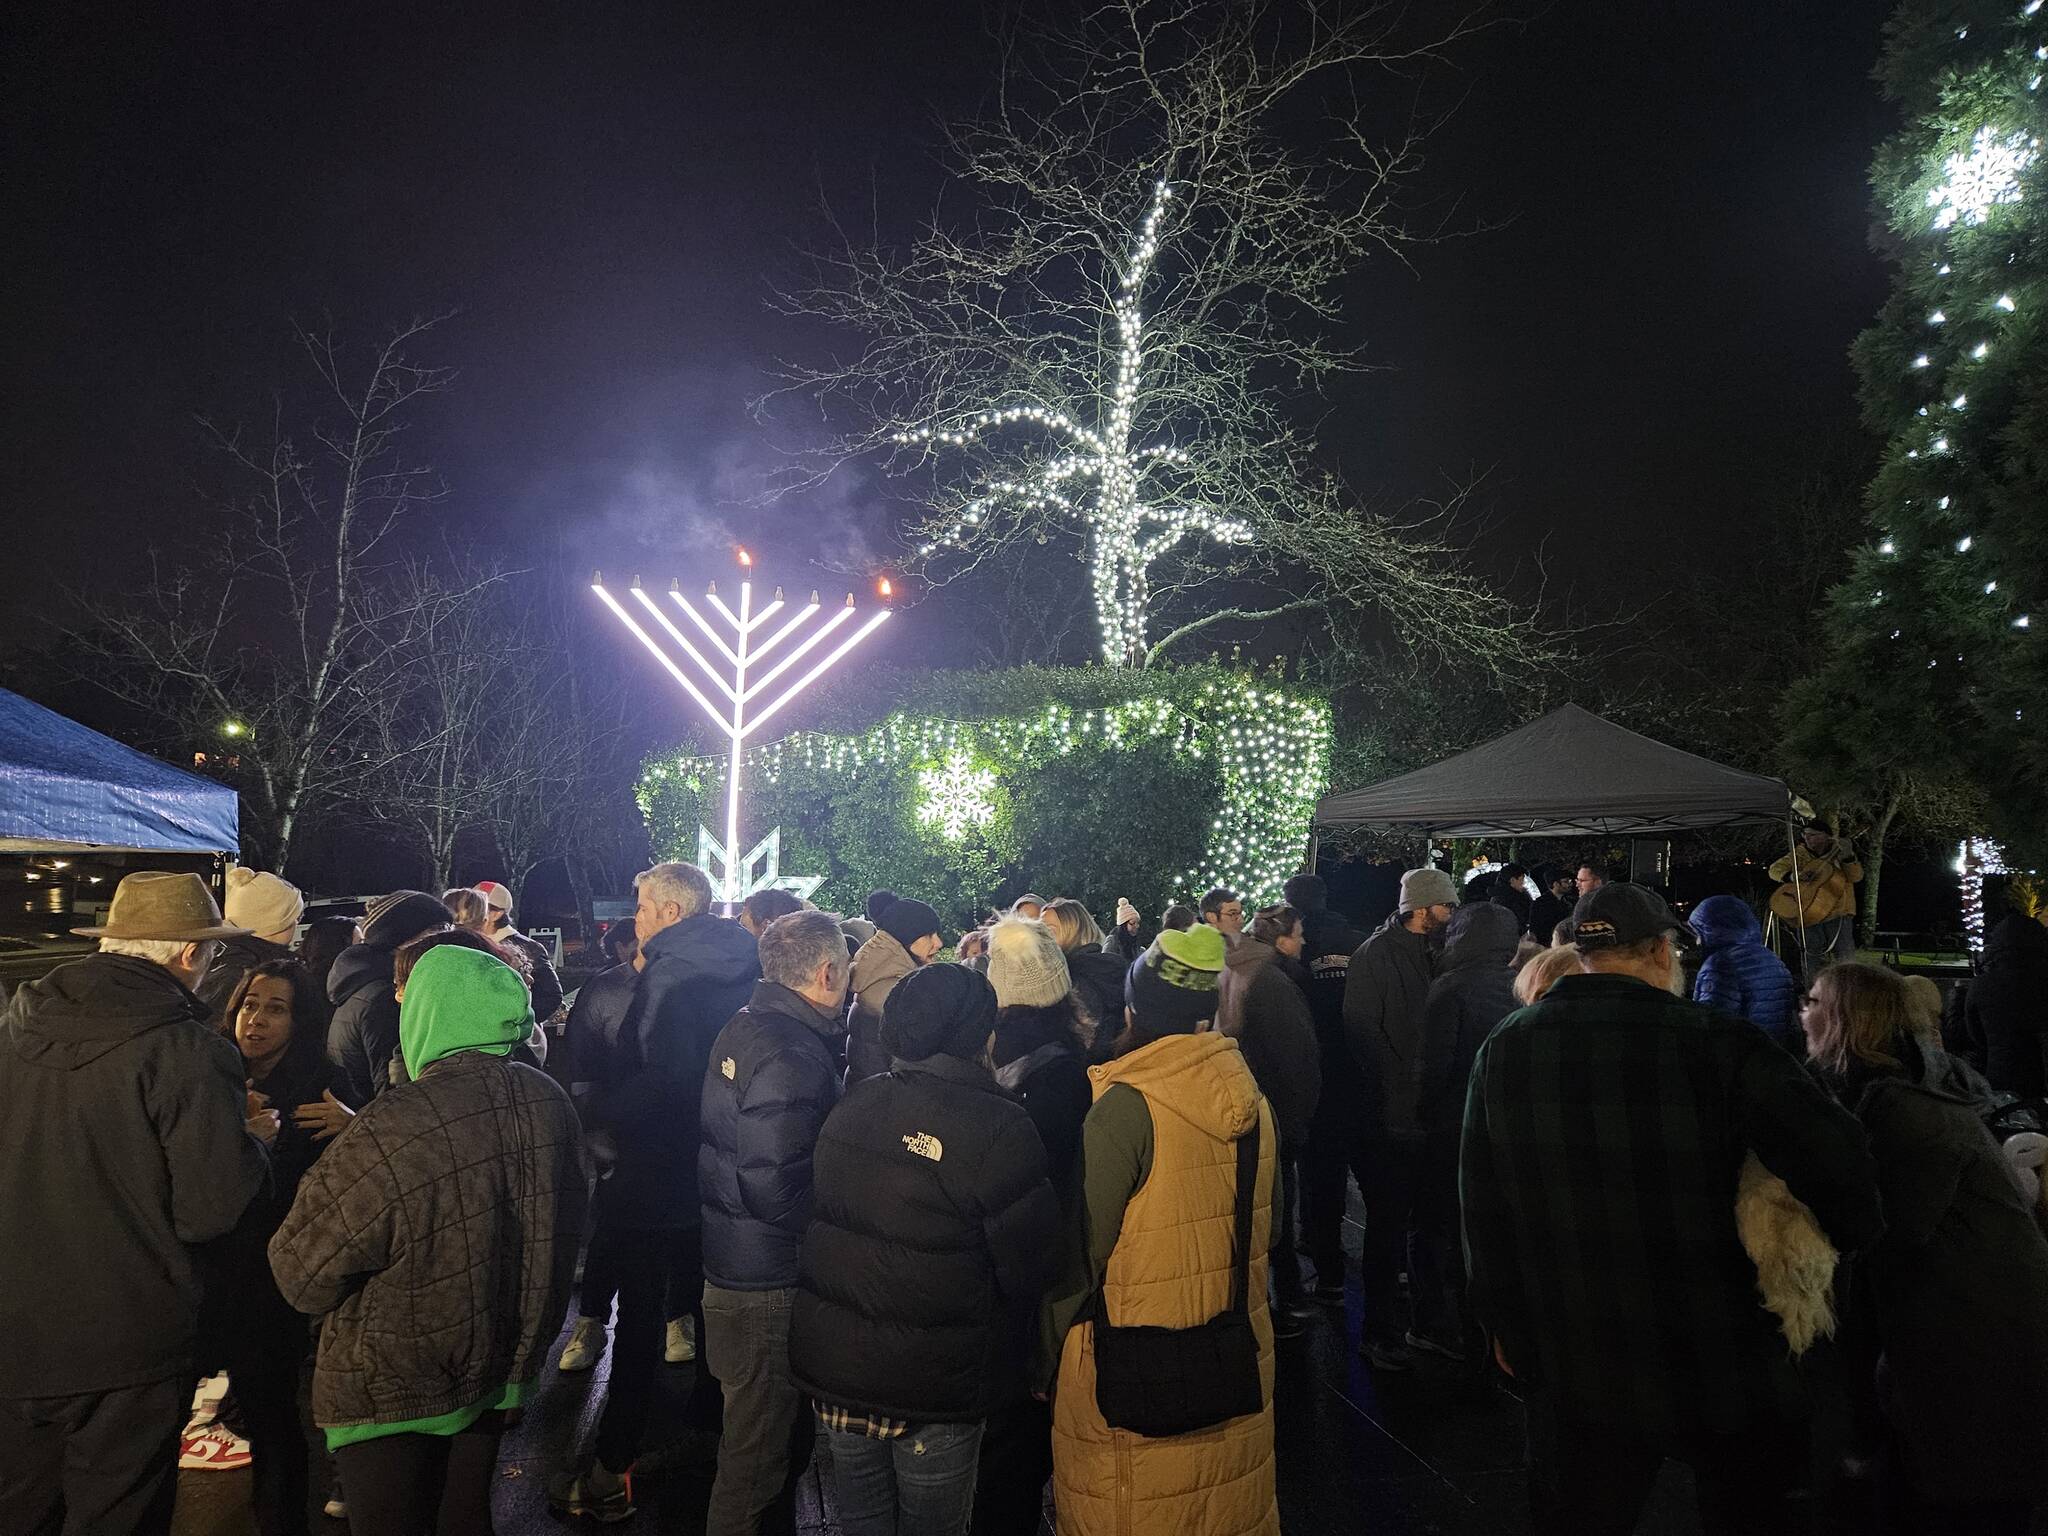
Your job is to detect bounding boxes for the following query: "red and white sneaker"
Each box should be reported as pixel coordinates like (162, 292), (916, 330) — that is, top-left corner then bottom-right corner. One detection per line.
(179, 1421), (253, 1471)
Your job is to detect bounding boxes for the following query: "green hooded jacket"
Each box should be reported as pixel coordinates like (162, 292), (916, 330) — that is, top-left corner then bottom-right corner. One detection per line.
(398, 944), (533, 1079)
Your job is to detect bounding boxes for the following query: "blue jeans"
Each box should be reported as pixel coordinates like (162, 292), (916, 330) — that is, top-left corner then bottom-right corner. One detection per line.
(704, 1285), (811, 1536)
(1804, 915), (1855, 980)
(824, 1420), (984, 1536)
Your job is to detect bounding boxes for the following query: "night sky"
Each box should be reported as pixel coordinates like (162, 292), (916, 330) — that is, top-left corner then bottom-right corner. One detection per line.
(5, 1), (1900, 668)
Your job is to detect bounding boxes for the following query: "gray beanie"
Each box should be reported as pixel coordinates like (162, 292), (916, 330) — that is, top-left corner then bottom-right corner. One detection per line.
(986, 917), (1070, 1009)
(1397, 868), (1460, 914)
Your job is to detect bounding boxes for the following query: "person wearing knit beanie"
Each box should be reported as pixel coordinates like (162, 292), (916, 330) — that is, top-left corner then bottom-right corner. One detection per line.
(987, 917), (1070, 1009)
(1122, 924), (1227, 1041)
(877, 898), (943, 961)
(880, 963), (999, 1063)
(361, 891), (454, 951)
(225, 866), (304, 943)
(865, 889), (900, 926)
(1397, 867), (1460, 915)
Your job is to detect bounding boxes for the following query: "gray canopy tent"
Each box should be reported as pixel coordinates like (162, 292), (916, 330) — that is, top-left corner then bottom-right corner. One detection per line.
(1313, 703), (1792, 839)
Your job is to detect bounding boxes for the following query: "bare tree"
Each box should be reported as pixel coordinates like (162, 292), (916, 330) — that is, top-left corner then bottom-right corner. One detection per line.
(773, 0), (1547, 670)
(68, 318), (453, 873)
(354, 559), (554, 890)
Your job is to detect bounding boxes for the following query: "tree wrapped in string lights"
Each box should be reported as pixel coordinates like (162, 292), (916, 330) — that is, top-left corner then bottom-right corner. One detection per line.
(1788, 0), (2048, 872)
(773, 2), (1549, 673)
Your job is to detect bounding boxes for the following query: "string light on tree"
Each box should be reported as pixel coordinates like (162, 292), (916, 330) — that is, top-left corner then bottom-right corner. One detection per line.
(891, 180), (1255, 667)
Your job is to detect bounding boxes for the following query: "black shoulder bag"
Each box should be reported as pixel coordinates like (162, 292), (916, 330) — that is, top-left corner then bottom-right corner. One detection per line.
(1090, 1119), (1263, 1437)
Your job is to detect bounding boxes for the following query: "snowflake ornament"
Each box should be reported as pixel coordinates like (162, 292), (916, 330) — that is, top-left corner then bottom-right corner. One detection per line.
(916, 751), (998, 841)
(1929, 126), (2037, 230)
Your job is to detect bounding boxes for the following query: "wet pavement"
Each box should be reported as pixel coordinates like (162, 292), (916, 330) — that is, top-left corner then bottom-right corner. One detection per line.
(169, 1209), (1737, 1536)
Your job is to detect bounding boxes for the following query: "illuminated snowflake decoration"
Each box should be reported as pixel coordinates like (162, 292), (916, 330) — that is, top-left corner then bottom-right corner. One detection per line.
(894, 181), (1253, 666)
(1928, 126), (2037, 230)
(916, 750), (998, 842)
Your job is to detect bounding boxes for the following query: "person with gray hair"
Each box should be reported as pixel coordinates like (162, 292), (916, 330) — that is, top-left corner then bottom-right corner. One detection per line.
(552, 861), (758, 1523)
(0, 872), (271, 1533)
(694, 911), (851, 1533)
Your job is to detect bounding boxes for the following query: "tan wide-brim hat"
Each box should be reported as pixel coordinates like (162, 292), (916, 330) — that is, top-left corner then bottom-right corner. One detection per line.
(72, 871), (252, 941)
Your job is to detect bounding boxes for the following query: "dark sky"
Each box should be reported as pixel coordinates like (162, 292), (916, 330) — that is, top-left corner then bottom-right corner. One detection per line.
(4, 1), (1899, 669)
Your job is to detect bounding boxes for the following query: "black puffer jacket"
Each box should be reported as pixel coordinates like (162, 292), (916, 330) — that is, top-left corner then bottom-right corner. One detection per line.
(791, 1054), (1062, 1421)
(326, 944), (400, 1110)
(1418, 902), (1521, 1134)
(593, 914), (758, 1230)
(0, 954), (267, 1396)
(1063, 945), (1132, 1045)
(699, 982), (843, 1291)
(269, 1052), (587, 1429)
(1961, 914), (2048, 1096)
(992, 1004), (1093, 1201)
(562, 961), (637, 1091)
(497, 928), (564, 1023)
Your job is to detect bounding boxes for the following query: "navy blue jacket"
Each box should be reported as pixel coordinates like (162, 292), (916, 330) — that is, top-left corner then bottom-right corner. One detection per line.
(593, 914), (758, 1230)
(698, 981), (843, 1291)
(1689, 896), (1799, 1050)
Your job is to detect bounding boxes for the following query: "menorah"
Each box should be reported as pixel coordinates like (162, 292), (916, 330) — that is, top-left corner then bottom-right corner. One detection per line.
(593, 552), (892, 906)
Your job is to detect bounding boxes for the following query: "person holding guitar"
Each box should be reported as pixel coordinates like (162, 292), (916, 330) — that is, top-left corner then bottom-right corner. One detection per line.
(1769, 824), (1864, 978)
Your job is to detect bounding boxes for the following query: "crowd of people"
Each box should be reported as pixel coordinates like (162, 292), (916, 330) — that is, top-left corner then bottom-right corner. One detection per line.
(4, 847), (2048, 1536)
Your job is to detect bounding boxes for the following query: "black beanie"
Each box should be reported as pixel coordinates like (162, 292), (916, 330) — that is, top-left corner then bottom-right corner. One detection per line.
(362, 890), (454, 951)
(1282, 873), (1328, 913)
(881, 962), (997, 1063)
(865, 889), (900, 925)
(878, 897), (942, 954)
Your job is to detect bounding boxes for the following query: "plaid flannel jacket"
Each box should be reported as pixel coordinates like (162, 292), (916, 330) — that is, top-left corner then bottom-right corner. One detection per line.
(1461, 973), (1884, 1437)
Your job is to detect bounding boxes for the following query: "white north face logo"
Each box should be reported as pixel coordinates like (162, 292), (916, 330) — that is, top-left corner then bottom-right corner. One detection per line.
(721, 1057), (736, 1080)
(902, 1131), (943, 1162)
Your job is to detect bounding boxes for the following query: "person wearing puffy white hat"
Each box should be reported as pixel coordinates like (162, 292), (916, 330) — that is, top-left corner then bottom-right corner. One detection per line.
(196, 866), (304, 1023)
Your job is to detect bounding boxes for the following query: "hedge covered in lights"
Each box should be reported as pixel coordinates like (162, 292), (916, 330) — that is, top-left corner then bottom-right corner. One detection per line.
(637, 664), (1330, 930)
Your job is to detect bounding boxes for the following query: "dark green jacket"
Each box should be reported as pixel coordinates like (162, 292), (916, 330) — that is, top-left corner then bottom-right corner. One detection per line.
(1461, 972), (1884, 1436)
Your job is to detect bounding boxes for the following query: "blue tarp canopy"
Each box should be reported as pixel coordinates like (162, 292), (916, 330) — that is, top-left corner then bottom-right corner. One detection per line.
(0, 689), (239, 854)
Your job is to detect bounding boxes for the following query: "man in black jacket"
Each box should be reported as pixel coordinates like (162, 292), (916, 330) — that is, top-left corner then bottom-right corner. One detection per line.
(553, 861), (759, 1523)
(324, 890), (452, 1108)
(698, 910), (849, 1535)
(1284, 874), (1368, 1304)
(792, 962), (1060, 1535)
(0, 872), (270, 1535)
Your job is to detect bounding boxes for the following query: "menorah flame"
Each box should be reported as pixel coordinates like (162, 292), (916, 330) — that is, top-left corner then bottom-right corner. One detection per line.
(593, 555), (892, 905)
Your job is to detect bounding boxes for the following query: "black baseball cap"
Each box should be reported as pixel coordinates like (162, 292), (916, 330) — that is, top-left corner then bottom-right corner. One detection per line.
(1571, 883), (1693, 950)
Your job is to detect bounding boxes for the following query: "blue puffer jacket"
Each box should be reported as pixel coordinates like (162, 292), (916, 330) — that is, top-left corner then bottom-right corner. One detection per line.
(699, 981), (843, 1290)
(1690, 895), (1799, 1049)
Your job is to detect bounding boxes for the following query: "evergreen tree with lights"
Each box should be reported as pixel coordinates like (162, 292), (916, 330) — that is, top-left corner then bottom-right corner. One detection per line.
(1791, 0), (2048, 874)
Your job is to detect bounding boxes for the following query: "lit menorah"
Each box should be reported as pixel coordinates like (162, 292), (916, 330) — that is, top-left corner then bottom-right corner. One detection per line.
(593, 551), (892, 906)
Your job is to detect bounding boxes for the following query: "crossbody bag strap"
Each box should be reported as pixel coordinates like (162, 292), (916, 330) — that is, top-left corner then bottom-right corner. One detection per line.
(1229, 1115), (1259, 1314)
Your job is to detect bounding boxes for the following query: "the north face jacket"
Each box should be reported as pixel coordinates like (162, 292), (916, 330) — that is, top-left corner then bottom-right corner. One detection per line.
(698, 981), (843, 1292)
(1690, 895), (1800, 1050)
(0, 953), (268, 1396)
(1342, 915), (1437, 1139)
(1040, 1032), (1281, 1536)
(846, 930), (916, 1083)
(1462, 972), (1885, 1438)
(791, 1053), (1060, 1421)
(269, 959), (587, 1430)
(592, 914), (759, 1230)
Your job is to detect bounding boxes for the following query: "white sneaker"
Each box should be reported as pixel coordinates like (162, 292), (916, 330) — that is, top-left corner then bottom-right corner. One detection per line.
(323, 1494), (348, 1520)
(558, 1316), (606, 1373)
(664, 1315), (696, 1364)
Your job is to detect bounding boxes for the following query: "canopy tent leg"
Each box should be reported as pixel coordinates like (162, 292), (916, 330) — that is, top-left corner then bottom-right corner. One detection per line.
(1785, 816), (1810, 975)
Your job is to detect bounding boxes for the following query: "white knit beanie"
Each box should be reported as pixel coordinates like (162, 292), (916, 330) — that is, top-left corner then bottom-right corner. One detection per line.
(986, 917), (1071, 1009)
(224, 865), (304, 937)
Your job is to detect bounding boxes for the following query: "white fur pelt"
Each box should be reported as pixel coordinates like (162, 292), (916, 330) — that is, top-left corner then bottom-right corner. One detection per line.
(1735, 1152), (1839, 1357)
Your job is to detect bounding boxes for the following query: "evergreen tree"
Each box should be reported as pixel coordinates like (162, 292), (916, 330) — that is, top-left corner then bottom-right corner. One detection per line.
(1804, 0), (2048, 866)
